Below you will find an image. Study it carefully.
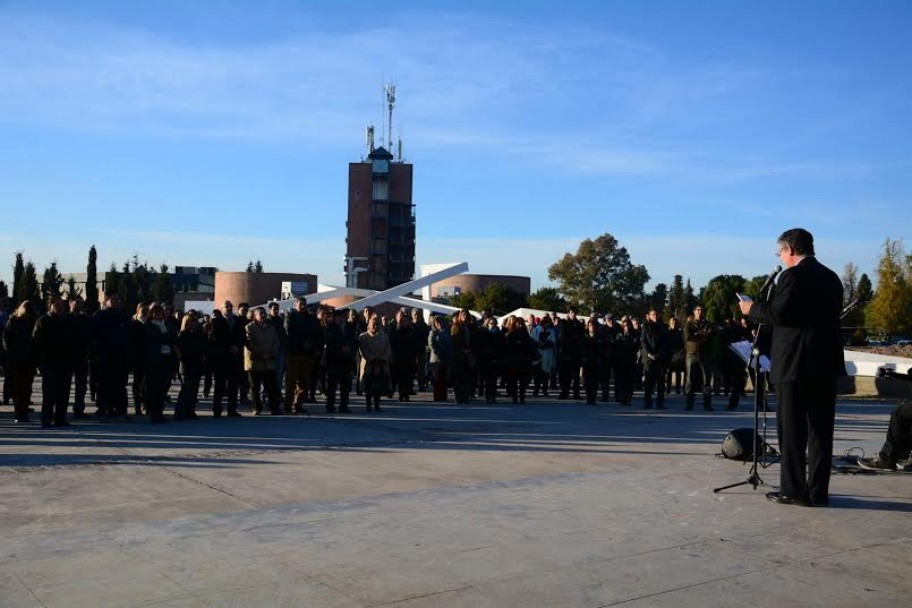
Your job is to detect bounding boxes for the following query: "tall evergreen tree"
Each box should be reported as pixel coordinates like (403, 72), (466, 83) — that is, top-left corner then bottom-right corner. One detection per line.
(21, 262), (40, 309)
(664, 275), (685, 322)
(85, 245), (99, 313)
(65, 276), (81, 301)
(684, 278), (696, 313)
(649, 283), (668, 314)
(254, 259), (264, 274)
(0, 280), (8, 301)
(41, 262), (65, 305)
(152, 264), (174, 304)
(105, 263), (121, 301)
(246, 260), (255, 273)
(12, 252), (25, 307)
(857, 273), (873, 304)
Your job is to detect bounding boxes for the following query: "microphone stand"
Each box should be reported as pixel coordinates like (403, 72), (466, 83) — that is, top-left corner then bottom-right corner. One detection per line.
(714, 277), (779, 493)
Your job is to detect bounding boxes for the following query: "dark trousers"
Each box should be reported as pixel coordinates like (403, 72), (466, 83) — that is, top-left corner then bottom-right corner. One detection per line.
(10, 365), (35, 420)
(249, 369), (281, 414)
(212, 356), (239, 415)
(325, 366), (352, 409)
(1, 352), (12, 404)
(504, 368), (528, 403)
(775, 379), (836, 504)
(880, 401), (912, 464)
(583, 365), (600, 403)
(96, 358), (129, 416)
(643, 362), (665, 406)
(145, 361), (169, 421)
(481, 364), (499, 402)
(452, 355), (473, 404)
(176, 370), (201, 419)
(71, 360), (88, 413)
(599, 358), (613, 401)
(559, 357), (581, 398)
(613, 361), (634, 404)
(132, 366), (146, 414)
(430, 362), (449, 401)
(396, 362), (416, 400)
(41, 364), (72, 425)
(533, 367), (550, 396)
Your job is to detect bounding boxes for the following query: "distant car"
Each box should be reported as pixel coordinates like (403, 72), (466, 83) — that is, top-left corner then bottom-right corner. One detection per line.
(896, 339), (912, 346)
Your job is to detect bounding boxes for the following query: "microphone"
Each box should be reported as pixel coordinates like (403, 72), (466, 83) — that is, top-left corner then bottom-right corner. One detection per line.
(760, 265), (782, 292)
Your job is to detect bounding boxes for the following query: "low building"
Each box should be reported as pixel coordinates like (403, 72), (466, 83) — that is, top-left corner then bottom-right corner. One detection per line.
(213, 272), (318, 309)
(426, 273), (531, 304)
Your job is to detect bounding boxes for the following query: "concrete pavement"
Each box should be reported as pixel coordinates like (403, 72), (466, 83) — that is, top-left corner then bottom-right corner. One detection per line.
(1, 386), (910, 607)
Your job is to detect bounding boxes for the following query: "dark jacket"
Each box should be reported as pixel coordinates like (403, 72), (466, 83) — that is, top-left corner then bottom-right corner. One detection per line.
(502, 329), (537, 374)
(558, 317), (584, 359)
(684, 318), (712, 356)
(128, 318), (147, 369)
(70, 313), (92, 364)
(285, 309), (324, 357)
(2, 315), (37, 368)
(228, 314), (248, 358)
(748, 256), (845, 384)
(178, 329), (209, 375)
(144, 321), (177, 371)
(390, 323), (419, 370)
(90, 307), (130, 361)
(640, 320), (669, 367)
(324, 321), (359, 371)
(477, 326), (505, 370)
(580, 332), (604, 369)
(32, 313), (74, 369)
(209, 314), (233, 357)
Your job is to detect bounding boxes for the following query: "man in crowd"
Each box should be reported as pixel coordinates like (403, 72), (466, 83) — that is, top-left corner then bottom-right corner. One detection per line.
(858, 367), (912, 472)
(740, 227), (844, 507)
(640, 308), (668, 410)
(0, 297), (11, 405)
(69, 299), (93, 419)
(210, 301), (242, 417)
(557, 307), (583, 400)
(412, 308), (430, 392)
(33, 297), (74, 427)
(284, 297), (322, 413)
(323, 309), (358, 413)
(684, 304), (714, 411)
(267, 301), (287, 411)
(91, 293), (130, 420)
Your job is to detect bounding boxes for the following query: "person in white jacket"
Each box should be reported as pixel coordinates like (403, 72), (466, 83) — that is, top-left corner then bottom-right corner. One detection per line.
(530, 315), (557, 397)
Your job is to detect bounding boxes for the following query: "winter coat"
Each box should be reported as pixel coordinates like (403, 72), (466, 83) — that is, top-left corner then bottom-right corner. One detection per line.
(358, 330), (392, 382)
(530, 325), (557, 373)
(244, 321), (280, 372)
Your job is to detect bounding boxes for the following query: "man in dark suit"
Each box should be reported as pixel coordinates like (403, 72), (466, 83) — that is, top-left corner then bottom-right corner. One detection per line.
(739, 228), (845, 507)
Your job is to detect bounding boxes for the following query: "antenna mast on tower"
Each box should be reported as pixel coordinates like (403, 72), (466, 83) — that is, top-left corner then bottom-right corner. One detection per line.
(385, 83), (396, 155)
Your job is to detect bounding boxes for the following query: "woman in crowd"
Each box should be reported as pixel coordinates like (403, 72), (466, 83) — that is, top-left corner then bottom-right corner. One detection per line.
(144, 303), (177, 423)
(580, 318), (604, 405)
(530, 315), (556, 397)
(129, 302), (149, 416)
(389, 308), (418, 402)
(450, 309), (475, 405)
(1, 301), (38, 423)
(244, 307), (282, 415)
(428, 315), (452, 402)
(176, 312), (208, 420)
(359, 316), (392, 412)
(613, 317), (638, 405)
(665, 317), (685, 395)
(502, 316), (536, 404)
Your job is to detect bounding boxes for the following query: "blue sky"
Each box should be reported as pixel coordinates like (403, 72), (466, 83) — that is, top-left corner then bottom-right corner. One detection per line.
(1, 0), (909, 293)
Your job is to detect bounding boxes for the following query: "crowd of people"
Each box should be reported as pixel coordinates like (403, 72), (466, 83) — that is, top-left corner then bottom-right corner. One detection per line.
(0, 293), (761, 427)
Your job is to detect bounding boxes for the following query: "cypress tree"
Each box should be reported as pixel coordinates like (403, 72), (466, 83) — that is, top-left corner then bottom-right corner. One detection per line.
(12, 252), (25, 307)
(85, 245), (99, 313)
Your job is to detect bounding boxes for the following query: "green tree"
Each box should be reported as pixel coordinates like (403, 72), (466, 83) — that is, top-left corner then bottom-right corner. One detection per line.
(449, 291), (478, 311)
(684, 278), (696, 313)
(254, 259), (264, 274)
(866, 238), (912, 334)
(85, 245), (99, 313)
(664, 275), (686, 322)
(547, 233), (649, 314)
(246, 260), (255, 273)
(742, 274), (771, 300)
(41, 262), (65, 305)
(12, 252), (25, 307)
(152, 264), (174, 304)
(0, 280), (8, 301)
(648, 283), (668, 314)
(857, 273), (873, 304)
(527, 286), (567, 312)
(65, 276), (81, 301)
(21, 262), (40, 308)
(474, 283), (527, 314)
(105, 263), (121, 300)
(698, 274), (747, 323)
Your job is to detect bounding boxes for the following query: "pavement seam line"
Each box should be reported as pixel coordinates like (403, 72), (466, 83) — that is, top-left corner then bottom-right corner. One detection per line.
(366, 584), (476, 607)
(14, 572), (50, 608)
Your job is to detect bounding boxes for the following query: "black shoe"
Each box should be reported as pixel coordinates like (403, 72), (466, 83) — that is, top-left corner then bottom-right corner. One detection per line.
(766, 492), (810, 507)
(14, 417), (30, 424)
(73, 412), (92, 420)
(40, 422), (52, 428)
(54, 420), (72, 427)
(656, 403), (665, 410)
(227, 411), (242, 417)
(188, 413), (200, 420)
(150, 417), (170, 424)
(374, 405), (382, 412)
(338, 406), (351, 413)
